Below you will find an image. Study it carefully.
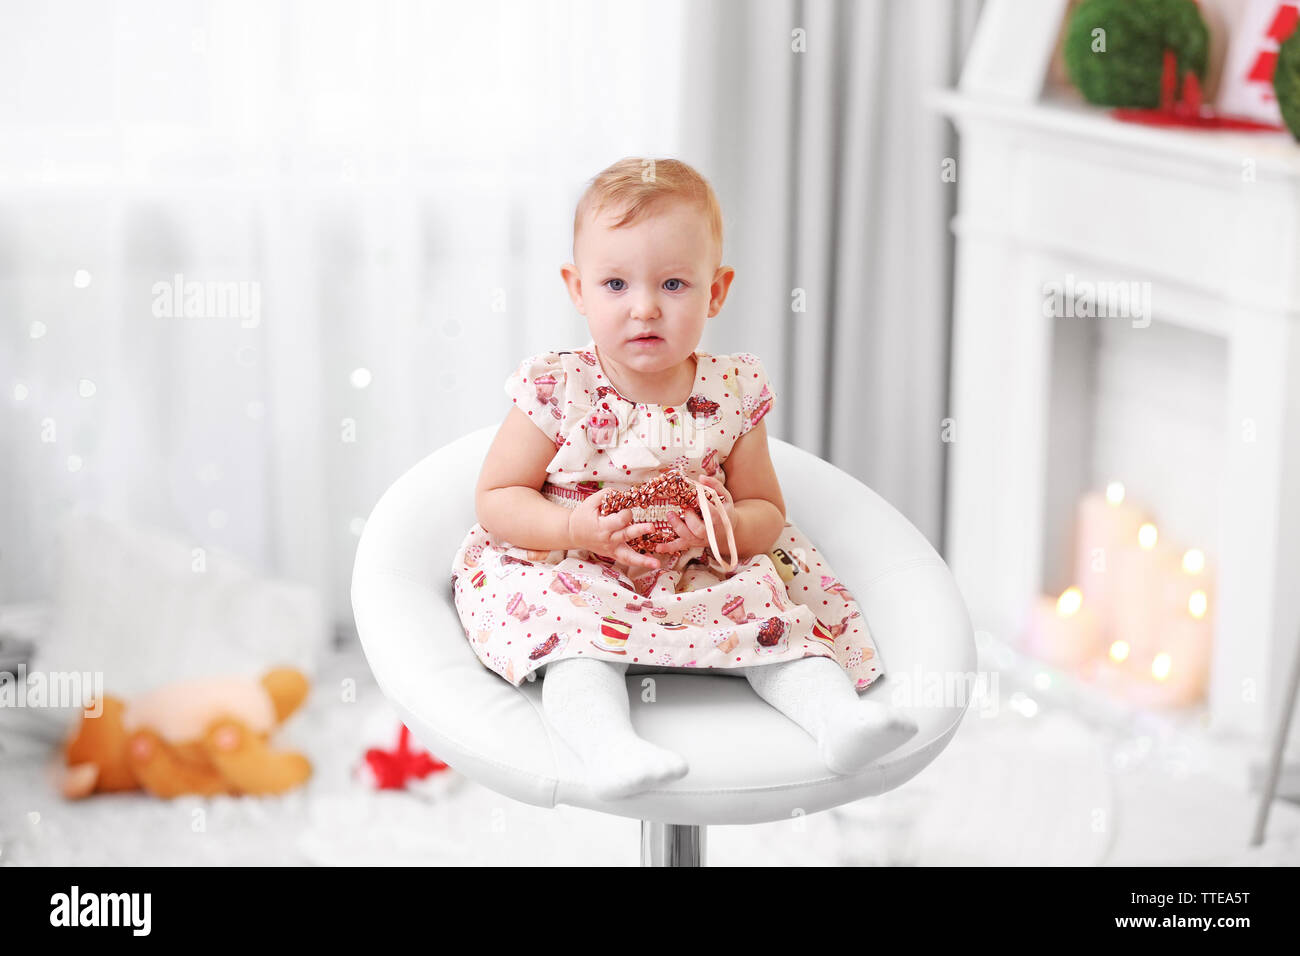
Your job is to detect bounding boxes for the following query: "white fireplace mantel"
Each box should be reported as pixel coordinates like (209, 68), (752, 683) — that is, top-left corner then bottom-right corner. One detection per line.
(934, 88), (1300, 742)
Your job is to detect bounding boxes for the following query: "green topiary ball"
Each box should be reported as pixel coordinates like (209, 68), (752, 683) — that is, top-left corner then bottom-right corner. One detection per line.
(1275, 23), (1300, 141)
(1063, 0), (1209, 108)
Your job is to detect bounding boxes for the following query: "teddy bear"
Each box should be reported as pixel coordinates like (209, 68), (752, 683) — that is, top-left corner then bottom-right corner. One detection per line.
(60, 667), (312, 799)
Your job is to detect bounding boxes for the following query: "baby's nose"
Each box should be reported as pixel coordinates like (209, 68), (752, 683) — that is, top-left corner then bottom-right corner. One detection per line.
(630, 300), (660, 320)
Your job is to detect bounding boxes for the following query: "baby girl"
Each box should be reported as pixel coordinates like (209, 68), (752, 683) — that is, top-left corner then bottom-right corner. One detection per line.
(450, 157), (917, 799)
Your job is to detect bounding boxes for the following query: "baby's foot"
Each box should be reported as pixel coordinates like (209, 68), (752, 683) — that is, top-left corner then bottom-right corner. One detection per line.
(583, 737), (689, 800)
(818, 699), (918, 776)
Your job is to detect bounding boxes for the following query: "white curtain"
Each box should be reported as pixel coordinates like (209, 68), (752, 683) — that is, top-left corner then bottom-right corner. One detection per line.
(2, 0), (975, 634)
(2, 0), (687, 627)
(680, 0), (981, 548)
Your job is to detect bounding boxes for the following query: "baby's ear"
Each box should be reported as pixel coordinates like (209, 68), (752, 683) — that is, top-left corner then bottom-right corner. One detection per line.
(559, 263), (586, 314)
(708, 265), (736, 315)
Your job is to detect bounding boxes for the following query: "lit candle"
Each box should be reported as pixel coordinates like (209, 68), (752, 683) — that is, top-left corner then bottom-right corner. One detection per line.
(1167, 548), (1213, 626)
(1110, 522), (1184, 669)
(1023, 586), (1102, 672)
(1142, 578), (1214, 707)
(1074, 483), (1150, 639)
(1100, 540), (1215, 708)
(1072, 478), (1217, 708)
(1120, 622), (1212, 709)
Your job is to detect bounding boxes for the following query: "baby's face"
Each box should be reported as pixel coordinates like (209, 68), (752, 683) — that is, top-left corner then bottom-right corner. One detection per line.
(565, 199), (727, 376)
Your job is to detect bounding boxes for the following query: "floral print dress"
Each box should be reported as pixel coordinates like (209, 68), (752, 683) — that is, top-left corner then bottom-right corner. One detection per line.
(449, 341), (884, 690)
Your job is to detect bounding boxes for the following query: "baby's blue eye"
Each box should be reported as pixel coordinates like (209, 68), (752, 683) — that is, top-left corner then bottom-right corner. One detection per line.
(664, 278), (684, 292)
(603, 278), (626, 292)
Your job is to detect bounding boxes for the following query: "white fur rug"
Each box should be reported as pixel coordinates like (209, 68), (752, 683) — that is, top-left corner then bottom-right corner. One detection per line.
(2, 638), (1297, 867)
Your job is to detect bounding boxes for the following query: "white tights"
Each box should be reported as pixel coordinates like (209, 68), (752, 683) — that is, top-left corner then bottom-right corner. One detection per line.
(541, 655), (917, 800)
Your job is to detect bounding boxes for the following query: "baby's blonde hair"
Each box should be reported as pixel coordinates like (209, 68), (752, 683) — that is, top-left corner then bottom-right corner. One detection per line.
(573, 157), (723, 261)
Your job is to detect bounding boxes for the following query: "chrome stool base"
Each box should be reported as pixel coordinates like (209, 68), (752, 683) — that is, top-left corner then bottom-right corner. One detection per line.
(640, 821), (705, 866)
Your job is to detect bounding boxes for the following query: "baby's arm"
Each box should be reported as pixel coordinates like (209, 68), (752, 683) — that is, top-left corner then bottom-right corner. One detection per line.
(475, 407), (662, 571)
(714, 419), (786, 563)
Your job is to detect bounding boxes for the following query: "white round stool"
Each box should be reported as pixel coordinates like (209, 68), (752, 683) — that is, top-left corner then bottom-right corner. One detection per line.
(351, 425), (976, 865)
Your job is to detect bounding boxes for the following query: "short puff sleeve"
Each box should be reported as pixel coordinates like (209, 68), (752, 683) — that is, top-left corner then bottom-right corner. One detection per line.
(504, 351), (566, 445)
(733, 352), (775, 436)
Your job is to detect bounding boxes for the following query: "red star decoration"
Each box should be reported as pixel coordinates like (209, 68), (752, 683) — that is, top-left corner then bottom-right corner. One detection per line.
(363, 724), (449, 790)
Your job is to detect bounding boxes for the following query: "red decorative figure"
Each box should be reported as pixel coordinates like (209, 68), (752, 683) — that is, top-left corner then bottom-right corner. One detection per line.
(1113, 45), (1287, 130)
(363, 724), (449, 790)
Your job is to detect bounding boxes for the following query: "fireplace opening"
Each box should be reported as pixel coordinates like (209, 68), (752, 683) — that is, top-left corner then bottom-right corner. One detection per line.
(1030, 310), (1228, 709)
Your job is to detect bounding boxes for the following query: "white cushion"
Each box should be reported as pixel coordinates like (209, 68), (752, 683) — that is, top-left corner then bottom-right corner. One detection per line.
(351, 426), (976, 825)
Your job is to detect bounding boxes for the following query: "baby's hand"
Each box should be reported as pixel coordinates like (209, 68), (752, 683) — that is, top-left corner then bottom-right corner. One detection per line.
(653, 475), (737, 557)
(568, 489), (663, 573)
